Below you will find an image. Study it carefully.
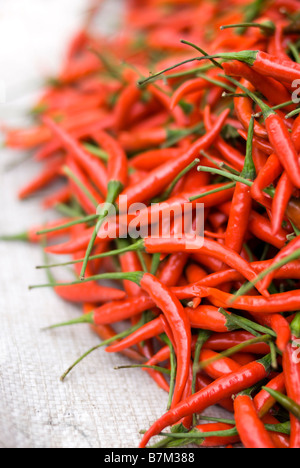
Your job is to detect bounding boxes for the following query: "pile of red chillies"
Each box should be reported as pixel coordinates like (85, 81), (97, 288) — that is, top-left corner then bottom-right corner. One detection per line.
(2, 0), (300, 449)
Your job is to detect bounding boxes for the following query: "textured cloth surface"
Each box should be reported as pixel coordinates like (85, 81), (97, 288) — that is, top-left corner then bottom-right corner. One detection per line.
(0, 0), (230, 449)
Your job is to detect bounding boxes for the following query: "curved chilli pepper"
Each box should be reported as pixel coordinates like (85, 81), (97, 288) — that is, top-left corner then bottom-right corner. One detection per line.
(158, 253), (189, 287)
(80, 130), (128, 279)
(44, 182), (234, 256)
(194, 422), (240, 448)
(54, 281), (126, 304)
(234, 79), (268, 139)
(261, 236), (300, 291)
(42, 116), (108, 197)
(231, 353), (255, 367)
(261, 413), (290, 449)
(0, 218), (73, 244)
(92, 130), (128, 189)
(225, 117), (255, 254)
(253, 373), (286, 418)
(199, 349), (242, 380)
(139, 273), (191, 408)
(265, 115), (300, 190)
(139, 355), (271, 447)
(271, 172), (294, 236)
(203, 331), (271, 355)
(232, 77), (300, 189)
(130, 148), (180, 171)
(199, 287), (300, 314)
(117, 240), (143, 298)
(252, 147), (268, 174)
(18, 156), (64, 200)
(225, 182), (252, 254)
(251, 154), (282, 204)
(185, 264), (207, 283)
(274, 0), (300, 13)
(271, 120), (300, 234)
(201, 50), (300, 85)
(35, 116), (114, 162)
(58, 50), (102, 84)
(223, 61), (295, 112)
(238, 129), (273, 155)
(143, 236), (269, 297)
(42, 185), (72, 210)
(177, 362), (194, 430)
(170, 69), (221, 110)
(196, 373), (234, 413)
(260, 314), (291, 353)
(234, 395), (276, 449)
(106, 316), (164, 353)
(248, 211), (287, 250)
(119, 109), (230, 206)
(148, 83), (187, 127)
(282, 315), (300, 448)
(114, 83), (142, 131)
(83, 304), (144, 364)
(86, 296), (155, 325)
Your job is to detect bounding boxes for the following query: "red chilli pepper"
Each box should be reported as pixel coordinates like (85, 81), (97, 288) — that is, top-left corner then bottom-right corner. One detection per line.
(234, 394), (276, 449)
(139, 354), (271, 447)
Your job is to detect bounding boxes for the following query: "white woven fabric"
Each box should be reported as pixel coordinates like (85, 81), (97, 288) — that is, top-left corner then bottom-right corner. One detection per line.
(0, 0), (230, 448)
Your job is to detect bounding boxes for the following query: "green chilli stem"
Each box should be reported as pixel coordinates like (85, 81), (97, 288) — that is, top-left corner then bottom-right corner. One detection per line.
(29, 271), (145, 290)
(168, 340), (177, 411)
(200, 151), (240, 175)
(63, 166), (99, 208)
(83, 143), (109, 162)
(262, 387), (300, 421)
(180, 40), (224, 69)
(192, 330), (211, 425)
(114, 365), (171, 375)
(198, 166), (253, 187)
(291, 312), (300, 339)
(285, 108), (300, 119)
(80, 180), (123, 280)
(223, 309), (276, 337)
(55, 203), (84, 218)
(162, 122), (204, 149)
(189, 182), (236, 202)
(0, 232), (29, 242)
(196, 334), (272, 372)
(60, 319), (144, 381)
(138, 57), (202, 87)
(150, 253), (162, 276)
(232, 248), (300, 301)
(42, 312), (94, 331)
(166, 64), (213, 79)
(159, 428), (238, 440)
(195, 72), (236, 92)
(154, 158), (200, 202)
(225, 75), (275, 119)
(220, 21), (274, 34)
(36, 239), (145, 270)
(288, 42), (300, 64)
(36, 214), (98, 235)
(241, 116), (256, 180)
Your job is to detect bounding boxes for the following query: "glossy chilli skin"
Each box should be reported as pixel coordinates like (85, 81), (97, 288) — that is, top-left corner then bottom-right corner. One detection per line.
(4, 0), (300, 451)
(140, 273), (192, 409)
(234, 395), (276, 449)
(139, 356), (271, 447)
